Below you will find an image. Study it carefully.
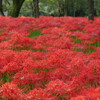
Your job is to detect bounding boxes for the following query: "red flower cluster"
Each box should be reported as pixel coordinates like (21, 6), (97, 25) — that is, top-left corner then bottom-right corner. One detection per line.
(0, 16), (100, 100)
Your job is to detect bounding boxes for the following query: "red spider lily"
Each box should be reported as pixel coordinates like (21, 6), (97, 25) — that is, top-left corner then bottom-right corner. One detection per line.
(0, 16), (99, 100)
(0, 83), (25, 100)
(26, 88), (57, 100)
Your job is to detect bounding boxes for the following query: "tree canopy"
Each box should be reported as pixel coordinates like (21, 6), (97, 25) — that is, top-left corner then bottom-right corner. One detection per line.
(0, 0), (99, 20)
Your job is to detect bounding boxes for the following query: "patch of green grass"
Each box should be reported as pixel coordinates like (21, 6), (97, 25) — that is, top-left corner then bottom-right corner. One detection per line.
(28, 30), (42, 38)
(32, 49), (46, 52)
(85, 48), (96, 54)
(59, 97), (63, 100)
(11, 47), (46, 53)
(0, 72), (12, 83)
(58, 93), (68, 100)
(1, 97), (13, 100)
(71, 36), (82, 43)
(73, 47), (95, 54)
(88, 41), (100, 47)
(73, 47), (82, 52)
(0, 30), (6, 33)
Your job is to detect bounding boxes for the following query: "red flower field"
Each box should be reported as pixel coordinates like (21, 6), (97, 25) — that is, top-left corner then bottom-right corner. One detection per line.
(0, 16), (100, 100)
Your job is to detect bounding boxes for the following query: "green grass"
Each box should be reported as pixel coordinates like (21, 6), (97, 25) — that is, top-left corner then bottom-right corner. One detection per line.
(73, 47), (96, 54)
(73, 47), (82, 52)
(71, 36), (100, 54)
(71, 36), (82, 43)
(88, 41), (100, 47)
(0, 72), (12, 83)
(85, 48), (96, 54)
(0, 30), (6, 33)
(28, 30), (42, 38)
(32, 49), (46, 52)
(11, 47), (46, 52)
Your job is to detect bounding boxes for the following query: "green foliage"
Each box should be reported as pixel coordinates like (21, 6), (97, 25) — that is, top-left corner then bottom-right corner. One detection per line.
(71, 36), (82, 43)
(71, 36), (98, 54)
(85, 48), (96, 54)
(1, 72), (12, 83)
(2, 0), (100, 17)
(28, 30), (42, 37)
(88, 41), (100, 47)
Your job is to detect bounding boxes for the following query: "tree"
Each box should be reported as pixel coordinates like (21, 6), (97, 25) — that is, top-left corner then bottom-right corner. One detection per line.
(94, 0), (100, 16)
(0, 0), (5, 16)
(8, 0), (25, 17)
(20, 0), (34, 16)
(1, 0), (98, 17)
(57, 0), (64, 16)
(33, 0), (39, 18)
(64, 0), (67, 16)
(88, 0), (94, 21)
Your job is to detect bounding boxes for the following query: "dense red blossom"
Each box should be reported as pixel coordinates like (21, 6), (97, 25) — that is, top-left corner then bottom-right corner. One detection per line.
(0, 83), (24, 99)
(26, 88), (57, 100)
(0, 16), (100, 99)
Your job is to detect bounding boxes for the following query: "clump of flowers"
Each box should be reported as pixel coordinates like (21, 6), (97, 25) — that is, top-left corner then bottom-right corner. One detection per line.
(0, 16), (99, 99)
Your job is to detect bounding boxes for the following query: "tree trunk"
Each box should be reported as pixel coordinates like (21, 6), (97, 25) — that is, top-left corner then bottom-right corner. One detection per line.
(73, 1), (76, 17)
(64, 0), (67, 16)
(8, 0), (25, 17)
(57, 0), (64, 16)
(0, 0), (5, 16)
(33, 0), (39, 18)
(88, 0), (94, 21)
